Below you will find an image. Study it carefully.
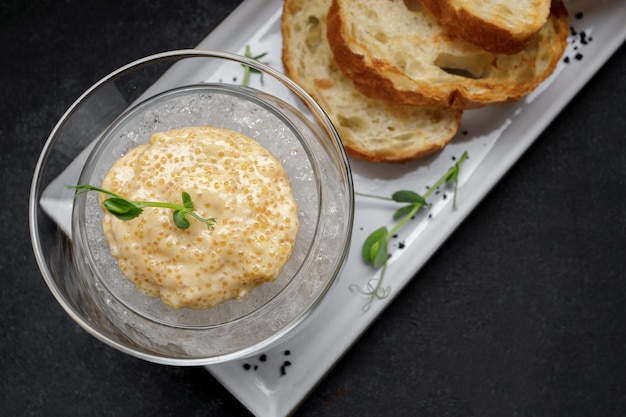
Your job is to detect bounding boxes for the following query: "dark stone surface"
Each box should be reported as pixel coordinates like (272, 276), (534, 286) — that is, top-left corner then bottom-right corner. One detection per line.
(1, 1), (625, 416)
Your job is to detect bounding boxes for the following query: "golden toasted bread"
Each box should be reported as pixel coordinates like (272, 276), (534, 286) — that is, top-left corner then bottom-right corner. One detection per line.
(418, 0), (551, 54)
(327, 0), (569, 109)
(281, 0), (463, 162)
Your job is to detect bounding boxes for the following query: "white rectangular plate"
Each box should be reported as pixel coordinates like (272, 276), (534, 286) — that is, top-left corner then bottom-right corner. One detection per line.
(41, 0), (626, 416)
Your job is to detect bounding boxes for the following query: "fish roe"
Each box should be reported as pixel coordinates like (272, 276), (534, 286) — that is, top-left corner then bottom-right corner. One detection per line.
(100, 126), (299, 309)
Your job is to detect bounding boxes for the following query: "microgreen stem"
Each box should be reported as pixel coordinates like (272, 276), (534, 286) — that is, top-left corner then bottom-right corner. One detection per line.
(352, 192), (395, 201)
(353, 151), (468, 311)
(241, 45), (268, 87)
(68, 184), (217, 230)
(242, 45), (252, 87)
(386, 204), (420, 238)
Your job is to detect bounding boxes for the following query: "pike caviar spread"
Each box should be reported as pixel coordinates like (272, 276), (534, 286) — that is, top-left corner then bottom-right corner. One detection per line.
(100, 126), (299, 309)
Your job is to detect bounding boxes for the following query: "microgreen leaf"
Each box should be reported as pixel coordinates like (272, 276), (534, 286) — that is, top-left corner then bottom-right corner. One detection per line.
(181, 191), (193, 209)
(445, 168), (459, 183)
(392, 204), (416, 221)
(446, 151), (468, 209)
(391, 190), (429, 206)
(362, 226), (387, 264)
(172, 210), (191, 229)
(103, 198), (143, 221)
(372, 238), (389, 269)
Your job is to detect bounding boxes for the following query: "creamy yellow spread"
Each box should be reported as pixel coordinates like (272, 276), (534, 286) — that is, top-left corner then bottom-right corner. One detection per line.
(100, 126), (299, 309)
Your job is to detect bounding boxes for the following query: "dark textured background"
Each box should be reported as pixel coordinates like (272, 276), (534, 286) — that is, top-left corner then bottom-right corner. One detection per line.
(2, 1), (625, 416)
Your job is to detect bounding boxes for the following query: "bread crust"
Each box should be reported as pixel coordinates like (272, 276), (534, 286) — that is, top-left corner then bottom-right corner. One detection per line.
(281, 0), (462, 162)
(419, 0), (551, 54)
(327, 0), (569, 109)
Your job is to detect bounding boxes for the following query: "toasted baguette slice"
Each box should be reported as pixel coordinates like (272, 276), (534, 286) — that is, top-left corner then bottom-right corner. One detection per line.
(327, 0), (569, 109)
(281, 0), (462, 162)
(419, 0), (551, 54)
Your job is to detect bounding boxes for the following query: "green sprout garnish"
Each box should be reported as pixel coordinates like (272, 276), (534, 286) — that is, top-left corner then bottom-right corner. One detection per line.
(353, 151), (469, 311)
(68, 185), (217, 230)
(241, 45), (268, 86)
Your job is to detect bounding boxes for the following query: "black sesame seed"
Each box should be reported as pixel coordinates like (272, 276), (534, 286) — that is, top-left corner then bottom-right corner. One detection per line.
(243, 364), (251, 371)
(283, 360), (292, 367)
(564, 56), (570, 64)
(580, 32), (588, 45)
(392, 234), (398, 239)
(462, 130), (468, 135)
(280, 366), (287, 376)
(259, 354), (267, 362)
(575, 53), (584, 61)
(398, 242), (406, 249)
(284, 350), (291, 356)
(575, 11), (584, 19)
(253, 365), (258, 370)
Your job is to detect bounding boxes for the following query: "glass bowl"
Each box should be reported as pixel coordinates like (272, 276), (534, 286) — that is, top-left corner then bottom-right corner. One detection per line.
(29, 50), (354, 365)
